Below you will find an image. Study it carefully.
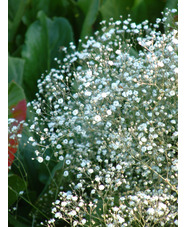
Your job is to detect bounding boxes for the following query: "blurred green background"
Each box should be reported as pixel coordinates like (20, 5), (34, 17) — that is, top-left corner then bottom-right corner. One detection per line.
(8, 0), (178, 226)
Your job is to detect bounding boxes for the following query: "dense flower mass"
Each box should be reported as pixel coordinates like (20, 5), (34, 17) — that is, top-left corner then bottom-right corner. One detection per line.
(27, 8), (178, 226)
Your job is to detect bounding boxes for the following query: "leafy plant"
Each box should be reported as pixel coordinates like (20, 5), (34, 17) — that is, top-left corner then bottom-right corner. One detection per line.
(8, 1), (178, 226)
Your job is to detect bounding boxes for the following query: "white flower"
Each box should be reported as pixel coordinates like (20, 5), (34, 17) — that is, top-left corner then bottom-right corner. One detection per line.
(113, 100), (120, 107)
(59, 156), (64, 161)
(54, 104), (59, 109)
(98, 185), (105, 190)
(109, 60), (114, 67)
(111, 83), (118, 90)
(84, 90), (92, 96)
(55, 200), (60, 205)
(72, 196), (78, 201)
(118, 215), (125, 223)
(55, 212), (62, 218)
(131, 22), (136, 28)
(81, 219), (86, 224)
(115, 49), (121, 54)
(171, 9), (177, 13)
(159, 148), (164, 153)
(141, 137), (147, 142)
(56, 144), (62, 149)
(112, 206), (119, 212)
(94, 115), (101, 122)
(86, 70), (92, 77)
(69, 210), (77, 216)
(147, 208), (155, 215)
(29, 136), (35, 142)
(72, 109), (79, 115)
(101, 92), (108, 98)
(107, 110), (112, 115)
(158, 202), (167, 210)
(37, 156), (43, 163)
(116, 164), (122, 170)
(92, 42), (101, 48)
(65, 160), (71, 165)
(169, 90), (175, 96)
(157, 61), (164, 67)
(45, 156), (50, 161)
(88, 169), (94, 174)
(95, 176), (101, 182)
(63, 139), (68, 144)
(58, 98), (63, 104)
(167, 45), (173, 52)
(61, 201), (67, 207)
(36, 109), (41, 114)
(63, 171), (69, 177)
(76, 183), (83, 189)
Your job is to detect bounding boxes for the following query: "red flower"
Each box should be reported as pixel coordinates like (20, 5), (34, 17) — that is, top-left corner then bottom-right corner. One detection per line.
(8, 100), (27, 168)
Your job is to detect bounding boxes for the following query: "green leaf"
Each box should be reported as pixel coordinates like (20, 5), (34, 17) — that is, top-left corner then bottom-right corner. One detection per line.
(8, 213), (30, 227)
(77, 0), (92, 15)
(100, 0), (135, 21)
(165, 0), (178, 10)
(8, 81), (26, 116)
(143, 0), (165, 23)
(21, 18), (49, 100)
(8, 0), (29, 42)
(45, 16), (75, 64)
(8, 57), (25, 85)
(8, 174), (27, 207)
(21, 12), (74, 100)
(131, 0), (148, 23)
(16, 126), (49, 192)
(79, 0), (100, 41)
(39, 161), (64, 197)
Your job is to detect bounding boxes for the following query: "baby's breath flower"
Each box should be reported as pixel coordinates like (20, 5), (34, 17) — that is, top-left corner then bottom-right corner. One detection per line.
(37, 156), (43, 163)
(28, 8), (177, 226)
(98, 185), (105, 190)
(94, 115), (101, 122)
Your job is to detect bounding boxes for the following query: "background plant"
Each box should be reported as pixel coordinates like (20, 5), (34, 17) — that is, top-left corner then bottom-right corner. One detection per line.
(8, 1), (178, 226)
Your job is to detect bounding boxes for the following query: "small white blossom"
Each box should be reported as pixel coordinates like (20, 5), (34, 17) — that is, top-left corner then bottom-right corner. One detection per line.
(63, 171), (69, 177)
(72, 109), (79, 115)
(94, 115), (101, 122)
(37, 156), (43, 163)
(98, 185), (105, 190)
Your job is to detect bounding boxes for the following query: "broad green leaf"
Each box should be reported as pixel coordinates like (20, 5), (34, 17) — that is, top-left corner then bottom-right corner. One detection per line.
(17, 126), (49, 192)
(77, 0), (92, 15)
(21, 18), (49, 101)
(143, 0), (165, 23)
(21, 12), (74, 100)
(79, 0), (100, 41)
(100, 0), (135, 21)
(8, 57), (25, 85)
(131, 0), (148, 23)
(8, 213), (30, 227)
(8, 174), (27, 207)
(39, 161), (64, 197)
(45, 16), (75, 64)
(8, 0), (29, 42)
(8, 81), (26, 117)
(165, 0), (178, 10)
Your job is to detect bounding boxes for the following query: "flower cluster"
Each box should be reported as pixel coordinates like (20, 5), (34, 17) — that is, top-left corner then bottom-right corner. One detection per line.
(8, 118), (24, 168)
(27, 8), (178, 226)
